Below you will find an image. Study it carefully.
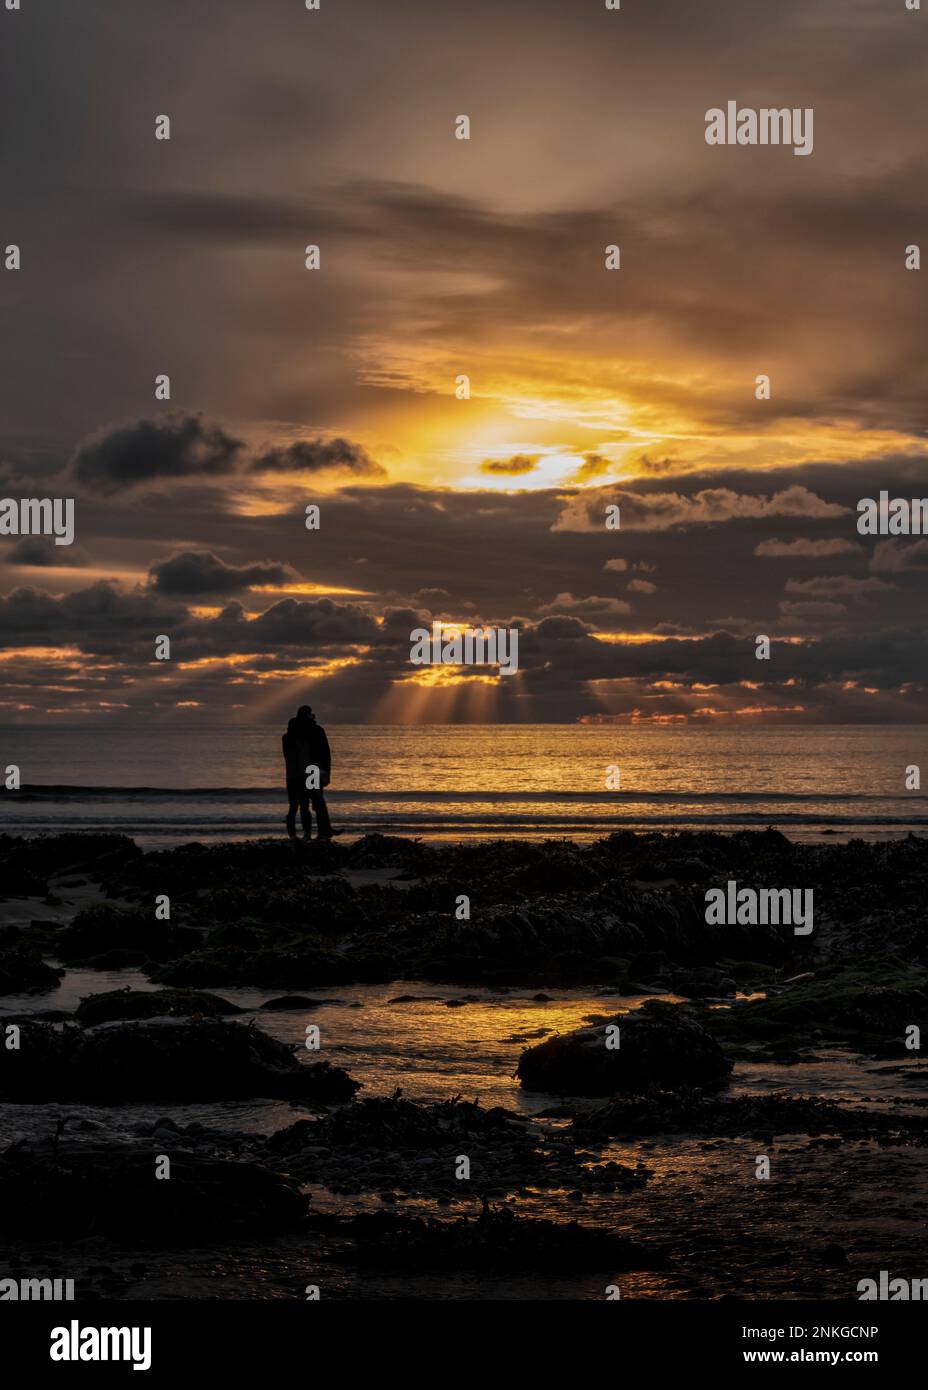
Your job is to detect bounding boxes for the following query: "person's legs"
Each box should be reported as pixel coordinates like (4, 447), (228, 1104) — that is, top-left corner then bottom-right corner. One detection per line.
(310, 791), (333, 838)
(286, 777), (303, 837)
(284, 778), (309, 828)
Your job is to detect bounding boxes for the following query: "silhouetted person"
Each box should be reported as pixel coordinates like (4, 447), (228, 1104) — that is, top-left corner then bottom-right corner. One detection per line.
(282, 705), (336, 840)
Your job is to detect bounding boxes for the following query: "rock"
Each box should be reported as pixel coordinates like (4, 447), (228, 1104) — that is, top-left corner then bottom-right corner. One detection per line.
(516, 1001), (732, 1097)
(0, 1018), (360, 1104)
(75, 988), (241, 1025)
(57, 903), (201, 967)
(0, 1141), (307, 1244)
(570, 1089), (928, 1141)
(672, 966), (736, 998)
(313, 1206), (670, 1273)
(707, 960), (928, 1050)
(0, 950), (62, 995)
(259, 995), (332, 1011)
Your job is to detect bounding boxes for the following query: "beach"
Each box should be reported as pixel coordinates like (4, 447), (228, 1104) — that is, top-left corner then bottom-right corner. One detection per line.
(1, 824), (925, 1300)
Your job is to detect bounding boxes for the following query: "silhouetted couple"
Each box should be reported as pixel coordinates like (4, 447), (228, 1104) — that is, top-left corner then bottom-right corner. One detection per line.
(282, 705), (339, 841)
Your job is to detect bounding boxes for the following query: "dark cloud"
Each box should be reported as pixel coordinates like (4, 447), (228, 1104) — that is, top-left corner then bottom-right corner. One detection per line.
(250, 438), (385, 478)
(73, 416), (244, 495)
(148, 550), (300, 596)
(480, 456), (538, 476)
(182, 597), (381, 658)
(68, 416), (385, 498)
(3, 538), (88, 568)
(0, 581), (185, 655)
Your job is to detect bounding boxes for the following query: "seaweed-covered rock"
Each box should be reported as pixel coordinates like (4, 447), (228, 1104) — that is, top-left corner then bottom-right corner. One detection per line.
(570, 1089), (928, 1139)
(0, 949), (62, 995)
(266, 1094), (651, 1197)
(259, 994), (329, 1011)
(517, 1001), (732, 1096)
(0, 1141), (306, 1243)
(312, 1205), (670, 1272)
(672, 965), (736, 998)
(74, 987), (241, 1026)
(57, 903), (201, 966)
(0, 1018), (359, 1104)
(706, 960), (928, 1050)
(268, 1094), (524, 1154)
(151, 941), (355, 989)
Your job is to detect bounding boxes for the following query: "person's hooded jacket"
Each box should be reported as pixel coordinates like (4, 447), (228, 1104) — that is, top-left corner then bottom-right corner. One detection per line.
(282, 715), (331, 784)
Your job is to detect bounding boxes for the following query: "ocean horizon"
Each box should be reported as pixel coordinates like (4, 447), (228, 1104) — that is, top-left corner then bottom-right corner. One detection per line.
(3, 722), (927, 847)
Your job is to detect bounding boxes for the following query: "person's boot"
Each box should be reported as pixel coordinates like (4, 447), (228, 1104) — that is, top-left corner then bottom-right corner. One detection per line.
(314, 797), (339, 840)
(285, 816), (297, 839)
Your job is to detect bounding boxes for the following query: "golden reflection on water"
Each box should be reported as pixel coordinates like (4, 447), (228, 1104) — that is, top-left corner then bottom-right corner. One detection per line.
(244, 984), (688, 1111)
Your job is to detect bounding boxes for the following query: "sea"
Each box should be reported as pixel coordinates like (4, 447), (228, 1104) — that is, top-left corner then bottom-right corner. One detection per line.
(1, 723), (927, 848)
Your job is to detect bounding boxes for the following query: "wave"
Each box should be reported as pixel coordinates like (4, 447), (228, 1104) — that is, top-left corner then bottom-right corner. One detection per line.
(5, 812), (928, 830)
(15, 785), (928, 804)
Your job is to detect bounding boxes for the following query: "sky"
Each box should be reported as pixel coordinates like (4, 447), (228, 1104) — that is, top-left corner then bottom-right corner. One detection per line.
(1, 0), (927, 725)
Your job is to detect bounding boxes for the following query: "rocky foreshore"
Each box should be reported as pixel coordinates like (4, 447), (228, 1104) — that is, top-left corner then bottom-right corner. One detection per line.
(1, 827), (926, 1299)
(5, 826), (928, 989)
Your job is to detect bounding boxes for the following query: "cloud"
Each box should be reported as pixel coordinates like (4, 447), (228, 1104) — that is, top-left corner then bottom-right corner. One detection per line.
(538, 592), (632, 618)
(755, 538), (860, 558)
(480, 455), (538, 476)
(628, 578), (657, 594)
(3, 537), (88, 567)
(250, 437), (385, 478)
(73, 415), (245, 495)
(603, 558), (627, 572)
(784, 575), (895, 599)
(779, 600), (848, 620)
(122, 597), (384, 667)
(553, 485), (849, 533)
(869, 539), (928, 573)
(148, 550), (301, 596)
(571, 453), (615, 483)
(0, 581), (186, 654)
(411, 587), (460, 611)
